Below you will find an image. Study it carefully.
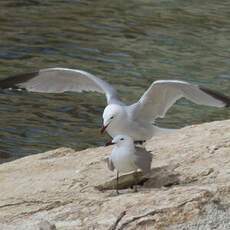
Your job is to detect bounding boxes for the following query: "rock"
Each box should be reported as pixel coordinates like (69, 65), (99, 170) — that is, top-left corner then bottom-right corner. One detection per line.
(0, 119), (229, 229)
(37, 220), (56, 230)
(0, 220), (56, 230)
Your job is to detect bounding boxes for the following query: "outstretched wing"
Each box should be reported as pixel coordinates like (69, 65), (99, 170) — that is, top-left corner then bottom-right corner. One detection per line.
(131, 80), (230, 122)
(0, 68), (121, 105)
(134, 147), (153, 174)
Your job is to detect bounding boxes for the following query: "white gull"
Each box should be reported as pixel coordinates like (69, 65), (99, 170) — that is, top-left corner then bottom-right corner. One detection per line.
(0, 68), (229, 142)
(106, 135), (152, 193)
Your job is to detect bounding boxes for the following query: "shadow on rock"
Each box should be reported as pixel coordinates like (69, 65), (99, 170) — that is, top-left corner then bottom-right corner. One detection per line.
(95, 165), (181, 191)
(143, 165), (180, 188)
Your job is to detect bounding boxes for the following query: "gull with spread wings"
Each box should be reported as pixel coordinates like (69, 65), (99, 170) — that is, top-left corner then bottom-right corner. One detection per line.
(0, 68), (229, 142)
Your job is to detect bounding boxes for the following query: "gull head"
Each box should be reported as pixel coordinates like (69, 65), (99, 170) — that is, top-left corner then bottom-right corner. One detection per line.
(106, 135), (133, 147)
(101, 104), (126, 134)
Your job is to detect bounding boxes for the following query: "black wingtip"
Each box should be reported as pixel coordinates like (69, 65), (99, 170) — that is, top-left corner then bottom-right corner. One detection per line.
(199, 86), (230, 108)
(0, 71), (38, 89)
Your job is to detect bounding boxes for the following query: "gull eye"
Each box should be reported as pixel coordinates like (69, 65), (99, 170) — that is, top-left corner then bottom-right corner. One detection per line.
(120, 138), (124, 141)
(110, 116), (114, 119)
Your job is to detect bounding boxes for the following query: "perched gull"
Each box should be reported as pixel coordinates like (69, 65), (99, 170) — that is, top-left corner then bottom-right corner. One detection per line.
(106, 135), (152, 194)
(0, 68), (229, 141)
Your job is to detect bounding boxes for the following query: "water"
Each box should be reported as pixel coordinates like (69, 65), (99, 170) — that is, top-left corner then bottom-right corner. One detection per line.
(0, 0), (229, 159)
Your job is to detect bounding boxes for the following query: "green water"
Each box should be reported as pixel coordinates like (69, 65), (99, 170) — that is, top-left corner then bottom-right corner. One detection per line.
(0, 0), (229, 158)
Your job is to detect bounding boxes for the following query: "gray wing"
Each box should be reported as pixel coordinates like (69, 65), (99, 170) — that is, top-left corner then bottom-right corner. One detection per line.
(131, 80), (230, 122)
(0, 68), (121, 105)
(105, 156), (115, 171)
(134, 147), (153, 174)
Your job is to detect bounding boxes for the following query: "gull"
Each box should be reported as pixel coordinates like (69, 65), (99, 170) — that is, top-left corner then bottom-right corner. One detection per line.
(0, 67), (229, 142)
(106, 135), (152, 194)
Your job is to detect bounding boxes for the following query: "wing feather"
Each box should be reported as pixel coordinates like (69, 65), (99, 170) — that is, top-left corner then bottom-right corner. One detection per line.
(134, 147), (152, 174)
(105, 156), (115, 171)
(132, 80), (230, 122)
(0, 68), (121, 105)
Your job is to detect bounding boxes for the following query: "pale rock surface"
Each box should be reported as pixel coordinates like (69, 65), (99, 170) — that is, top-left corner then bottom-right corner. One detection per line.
(0, 120), (230, 230)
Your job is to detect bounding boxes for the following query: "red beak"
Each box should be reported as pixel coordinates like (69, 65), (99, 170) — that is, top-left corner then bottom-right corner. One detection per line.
(105, 140), (115, 146)
(100, 123), (109, 134)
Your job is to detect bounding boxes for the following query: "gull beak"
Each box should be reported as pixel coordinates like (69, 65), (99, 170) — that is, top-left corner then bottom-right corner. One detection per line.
(105, 140), (115, 146)
(100, 123), (109, 134)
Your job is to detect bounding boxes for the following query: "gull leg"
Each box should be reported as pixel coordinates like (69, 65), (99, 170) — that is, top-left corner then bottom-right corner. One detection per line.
(116, 171), (119, 195)
(133, 171), (138, 192)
